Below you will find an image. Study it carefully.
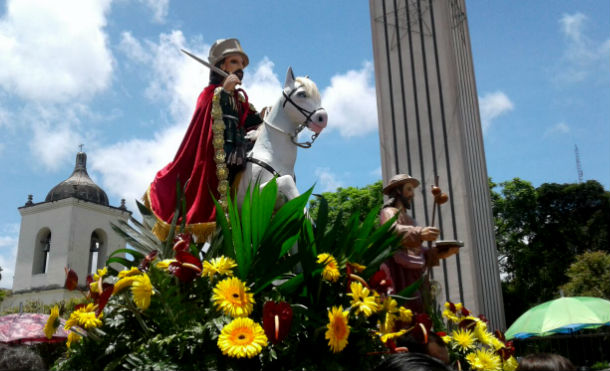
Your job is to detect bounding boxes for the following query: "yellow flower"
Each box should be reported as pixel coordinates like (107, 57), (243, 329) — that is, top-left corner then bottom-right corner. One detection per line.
(382, 297), (398, 314)
(64, 303), (102, 330)
(466, 348), (501, 371)
(118, 266), (141, 278)
(89, 267), (108, 293)
(490, 336), (505, 351)
(441, 334), (452, 344)
(450, 328), (476, 352)
(348, 262), (366, 272)
(378, 329), (407, 344)
(378, 312), (396, 335)
(131, 273), (154, 310)
(212, 277), (254, 317)
(348, 281), (380, 317)
(398, 306), (413, 323)
(113, 275), (137, 294)
(66, 331), (82, 348)
(44, 305), (60, 339)
(503, 356), (519, 371)
(155, 259), (176, 271)
(442, 309), (460, 323)
(217, 317), (268, 358)
(325, 306), (350, 353)
(474, 321), (494, 346)
(203, 256), (237, 278)
(317, 253), (340, 282)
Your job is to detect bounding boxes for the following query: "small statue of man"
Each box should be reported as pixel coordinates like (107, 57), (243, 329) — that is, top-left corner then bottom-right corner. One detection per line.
(379, 174), (441, 312)
(146, 38), (262, 241)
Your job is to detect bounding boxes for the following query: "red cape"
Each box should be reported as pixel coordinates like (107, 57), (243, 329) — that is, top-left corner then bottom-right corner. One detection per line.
(146, 84), (236, 240)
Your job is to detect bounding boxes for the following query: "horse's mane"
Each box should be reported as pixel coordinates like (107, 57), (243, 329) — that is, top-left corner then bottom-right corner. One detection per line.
(295, 77), (320, 102)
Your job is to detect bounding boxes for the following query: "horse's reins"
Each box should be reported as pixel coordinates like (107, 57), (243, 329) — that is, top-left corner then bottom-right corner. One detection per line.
(281, 84), (324, 149)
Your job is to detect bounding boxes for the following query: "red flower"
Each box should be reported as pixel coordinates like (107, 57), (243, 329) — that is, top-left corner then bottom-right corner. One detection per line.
(168, 250), (202, 283)
(498, 340), (515, 360)
(95, 285), (114, 316)
(139, 250), (159, 271)
(173, 233), (192, 252)
(410, 313), (432, 344)
(64, 268), (78, 290)
(448, 301), (457, 313)
(369, 270), (393, 295)
(262, 301), (293, 344)
(458, 317), (477, 331)
(478, 314), (489, 323)
(461, 306), (470, 316)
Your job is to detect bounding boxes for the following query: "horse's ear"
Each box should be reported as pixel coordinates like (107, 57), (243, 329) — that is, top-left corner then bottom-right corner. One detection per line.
(284, 67), (296, 89)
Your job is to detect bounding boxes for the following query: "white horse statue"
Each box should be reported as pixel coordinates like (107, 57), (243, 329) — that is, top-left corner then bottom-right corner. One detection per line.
(236, 67), (328, 208)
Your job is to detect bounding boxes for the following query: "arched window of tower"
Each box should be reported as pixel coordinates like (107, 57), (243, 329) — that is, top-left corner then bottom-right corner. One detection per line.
(33, 228), (51, 275)
(89, 231), (103, 275)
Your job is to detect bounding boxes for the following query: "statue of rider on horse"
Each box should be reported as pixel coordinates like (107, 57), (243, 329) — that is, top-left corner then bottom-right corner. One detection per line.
(145, 38), (327, 242)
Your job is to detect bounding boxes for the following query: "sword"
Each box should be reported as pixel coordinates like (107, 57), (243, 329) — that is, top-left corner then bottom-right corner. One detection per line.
(180, 48), (229, 78)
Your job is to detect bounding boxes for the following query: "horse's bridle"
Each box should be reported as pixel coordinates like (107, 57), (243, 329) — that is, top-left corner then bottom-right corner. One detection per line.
(280, 84), (324, 148)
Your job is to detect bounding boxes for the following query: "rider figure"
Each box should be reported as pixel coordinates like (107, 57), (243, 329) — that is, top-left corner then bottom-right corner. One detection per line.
(146, 38), (262, 241)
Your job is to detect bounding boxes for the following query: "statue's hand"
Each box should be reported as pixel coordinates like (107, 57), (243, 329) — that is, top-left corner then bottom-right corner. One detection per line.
(223, 73), (241, 92)
(421, 226), (440, 241)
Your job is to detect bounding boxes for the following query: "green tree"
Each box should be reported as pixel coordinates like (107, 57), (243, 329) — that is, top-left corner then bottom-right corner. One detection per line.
(491, 178), (610, 325)
(560, 250), (610, 298)
(308, 180), (383, 229)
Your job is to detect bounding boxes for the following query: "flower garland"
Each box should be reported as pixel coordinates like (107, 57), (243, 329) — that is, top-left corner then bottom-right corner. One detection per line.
(211, 87), (229, 210)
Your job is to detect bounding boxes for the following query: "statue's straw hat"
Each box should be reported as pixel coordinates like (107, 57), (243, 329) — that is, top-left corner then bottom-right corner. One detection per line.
(383, 174), (420, 195)
(208, 38), (249, 68)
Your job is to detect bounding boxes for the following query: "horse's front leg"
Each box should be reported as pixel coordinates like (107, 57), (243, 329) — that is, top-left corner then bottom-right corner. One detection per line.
(275, 175), (299, 209)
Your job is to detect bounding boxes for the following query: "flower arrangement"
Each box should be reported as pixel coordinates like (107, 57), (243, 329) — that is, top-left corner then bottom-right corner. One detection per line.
(47, 181), (439, 370)
(440, 301), (518, 371)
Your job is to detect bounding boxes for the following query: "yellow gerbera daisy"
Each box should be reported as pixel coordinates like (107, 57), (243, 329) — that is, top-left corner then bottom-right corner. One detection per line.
(131, 273), (154, 310)
(155, 259), (176, 271)
(348, 281), (380, 317)
(65, 303), (102, 330)
(466, 348), (501, 371)
(113, 275), (137, 294)
(203, 256), (237, 279)
(212, 277), (254, 317)
(325, 306), (350, 353)
(217, 317), (268, 358)
(118, 266), (141, 278)
(474, 321), (494, 346)
(450, 328), (476, 352)
(317, 253), (340, 282)
(66, 331), (82, 348)
(503, 356), (519, 371)
(44, 305), (60, 339)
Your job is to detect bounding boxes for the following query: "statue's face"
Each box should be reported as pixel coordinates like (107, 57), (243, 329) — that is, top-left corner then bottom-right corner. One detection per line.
(220, 53), (245, 74)
(401, 182), (414, 200)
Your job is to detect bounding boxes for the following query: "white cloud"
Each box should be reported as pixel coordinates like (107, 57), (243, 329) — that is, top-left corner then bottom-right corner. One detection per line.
(556, 12), (609, 83)
(137, 0), (169, 23)
(544, 122), (570, 137)
(118, 31), (150, 64)
(314, 167), (344, 192)
(0, 0), (114, 103)
(322, 62), (378, 138)
(0, 224), (20, 289)
(242, 58), (283, 109)
(478, 91), (514, 132)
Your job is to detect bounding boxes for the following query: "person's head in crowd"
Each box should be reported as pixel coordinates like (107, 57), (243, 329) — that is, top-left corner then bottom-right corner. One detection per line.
(397, 331), (450, 365)
(517, 353), (576, 371)
(0, 344), (46, 371)
(374, 352), (453, 371)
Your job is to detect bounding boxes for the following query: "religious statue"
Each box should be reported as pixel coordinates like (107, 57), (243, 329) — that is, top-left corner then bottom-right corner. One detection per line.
(379, 174), (443, 312)
(145, 38), (263, 241)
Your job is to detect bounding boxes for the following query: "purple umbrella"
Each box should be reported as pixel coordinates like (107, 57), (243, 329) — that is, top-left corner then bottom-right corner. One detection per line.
(0, 313), (68, 344)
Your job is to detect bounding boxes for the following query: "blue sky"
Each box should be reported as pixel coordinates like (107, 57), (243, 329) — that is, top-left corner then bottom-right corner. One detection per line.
(0, 0), (608, 288)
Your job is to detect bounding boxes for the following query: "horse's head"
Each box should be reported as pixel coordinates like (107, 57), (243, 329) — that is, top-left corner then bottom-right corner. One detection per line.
(281, 67), (328, 136)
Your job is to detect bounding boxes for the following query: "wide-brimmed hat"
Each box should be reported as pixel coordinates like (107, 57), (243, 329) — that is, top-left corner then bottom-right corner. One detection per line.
(208, 38), (249, 68)
(382, 174), (420, 195)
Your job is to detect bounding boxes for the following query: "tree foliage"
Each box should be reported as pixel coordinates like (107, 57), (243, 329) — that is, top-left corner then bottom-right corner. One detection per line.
(308, 180), (383, 229)
(560, 250), (610, 299)
(490, 178), (610, 325)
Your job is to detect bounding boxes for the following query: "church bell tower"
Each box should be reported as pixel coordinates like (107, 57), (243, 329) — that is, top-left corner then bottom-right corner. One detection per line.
(2, 150), (131, 309)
